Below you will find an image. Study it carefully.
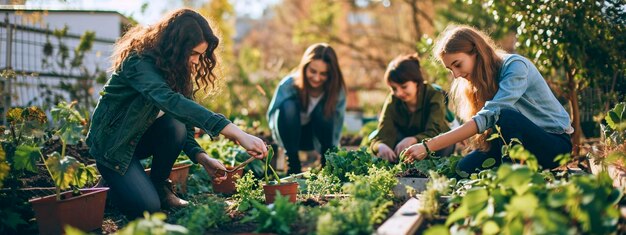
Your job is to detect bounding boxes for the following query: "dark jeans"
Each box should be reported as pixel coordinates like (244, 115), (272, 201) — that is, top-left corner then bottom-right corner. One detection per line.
(96, 114), (186, 218)
(275, 98), (334, 174)
(456, 109), (572, 174)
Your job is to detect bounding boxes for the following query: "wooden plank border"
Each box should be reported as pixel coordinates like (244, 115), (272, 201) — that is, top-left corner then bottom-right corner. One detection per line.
(376, 197), (424, 235)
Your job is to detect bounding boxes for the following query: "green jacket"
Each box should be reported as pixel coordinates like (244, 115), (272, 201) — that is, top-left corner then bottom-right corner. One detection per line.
(86, 54), (231, 175)
(370, 83), (450, 154)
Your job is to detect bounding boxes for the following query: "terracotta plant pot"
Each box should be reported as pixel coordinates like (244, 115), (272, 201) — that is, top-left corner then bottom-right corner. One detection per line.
(145, 163), (192, 194)
(212, 166), (244, 194)
(29, 187), (109, 235)
(262, 181), (298, 204)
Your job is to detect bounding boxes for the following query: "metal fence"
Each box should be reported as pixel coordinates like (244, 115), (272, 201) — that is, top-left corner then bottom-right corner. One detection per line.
(0, 12), (115, 125)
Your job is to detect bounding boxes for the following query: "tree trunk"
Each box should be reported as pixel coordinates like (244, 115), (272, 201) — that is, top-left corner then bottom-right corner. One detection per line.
(567, 69), (581, 156)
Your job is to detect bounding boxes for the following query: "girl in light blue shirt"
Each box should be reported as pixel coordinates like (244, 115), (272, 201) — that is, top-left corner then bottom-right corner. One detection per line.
(267, 43), (346, 174)
(403, 25), (573, 174)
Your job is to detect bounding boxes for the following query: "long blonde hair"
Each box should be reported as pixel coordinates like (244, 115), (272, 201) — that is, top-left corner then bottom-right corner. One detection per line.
(433, 25), (503, 150)
(293, 43), (346, 118)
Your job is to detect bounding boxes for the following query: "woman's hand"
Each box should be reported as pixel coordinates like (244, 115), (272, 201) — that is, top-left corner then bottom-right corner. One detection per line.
(377, 143), (397, 163)
(196, 152), (227, 183)
(237, 133), (268, 159)
(402, 143), (428, 163)
(395, 137), (418, 155)
(221, 123), (268, 159)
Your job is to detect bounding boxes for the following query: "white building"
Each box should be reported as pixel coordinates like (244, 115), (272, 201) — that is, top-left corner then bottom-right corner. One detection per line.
(0, 6), (131, 113)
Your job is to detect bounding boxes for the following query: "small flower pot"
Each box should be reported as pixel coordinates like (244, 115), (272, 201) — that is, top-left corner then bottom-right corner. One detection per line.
(145, 163), (192, 194)
(212, 166), (244, 194)
(29, 187), (109, 235)
(262, 181), (298, 204)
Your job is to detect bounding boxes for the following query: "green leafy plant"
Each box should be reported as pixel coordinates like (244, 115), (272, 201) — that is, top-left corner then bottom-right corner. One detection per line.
(263, 145), (281, 185)
(304, 170), (342, 199)
(242, 193), (299, 235)
(431, 163), (622, 234)
(418, 171), (456, 219)
(398, 154), (463, 179)
(599, 102), (626, 169)
(315, 166), (398, 235)
(232, 170), (264, 211)
(195, 135), (264, 176)
(0, 106), (48, 179)
(171, 195), (230, 234)
(114, 212), (188, 235)
(42, 101), (97, 200)
(322, 147), (392, 182)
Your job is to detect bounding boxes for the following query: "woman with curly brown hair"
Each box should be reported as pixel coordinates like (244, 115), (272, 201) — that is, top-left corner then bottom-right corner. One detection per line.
(86, 8), (267, 218)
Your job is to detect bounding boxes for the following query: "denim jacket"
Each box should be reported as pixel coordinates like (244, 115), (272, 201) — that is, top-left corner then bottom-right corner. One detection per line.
(266, 76), (346, 146)
(472, 54), (574, 134)
(86, 54), (231, 175)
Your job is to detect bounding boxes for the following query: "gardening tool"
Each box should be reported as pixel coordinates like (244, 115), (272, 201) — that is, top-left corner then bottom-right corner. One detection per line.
(224, 156), (257, 173)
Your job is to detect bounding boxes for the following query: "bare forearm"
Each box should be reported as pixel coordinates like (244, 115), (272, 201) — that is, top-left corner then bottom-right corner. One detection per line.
(427, 119), (478, 152)
(220, 123), (245, 139)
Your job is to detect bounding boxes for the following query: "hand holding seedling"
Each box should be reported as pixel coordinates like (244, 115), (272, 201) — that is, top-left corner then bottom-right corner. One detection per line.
(401, 143), (428, 163)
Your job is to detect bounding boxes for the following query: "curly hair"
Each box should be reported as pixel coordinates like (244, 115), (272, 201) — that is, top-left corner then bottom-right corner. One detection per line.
(110, 8), (219, 98)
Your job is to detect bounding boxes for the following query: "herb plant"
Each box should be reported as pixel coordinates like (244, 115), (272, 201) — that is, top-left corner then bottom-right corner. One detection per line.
(243, 193), (298, 235)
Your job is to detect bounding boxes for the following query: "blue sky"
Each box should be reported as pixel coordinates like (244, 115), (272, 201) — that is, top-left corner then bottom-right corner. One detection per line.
(24, 0), (279, 24)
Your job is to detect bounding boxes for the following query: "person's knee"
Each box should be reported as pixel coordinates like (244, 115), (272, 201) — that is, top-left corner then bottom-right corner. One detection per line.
(455, 157), (476, 175)
(279, 99), (299, 118)
(160, 117), (186, 144)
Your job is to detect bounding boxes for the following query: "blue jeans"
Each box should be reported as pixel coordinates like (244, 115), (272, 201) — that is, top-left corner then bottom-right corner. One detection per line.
(96, 114), (186, 218)
(456, 109), (572, 174)
(274, 98), (334, 174)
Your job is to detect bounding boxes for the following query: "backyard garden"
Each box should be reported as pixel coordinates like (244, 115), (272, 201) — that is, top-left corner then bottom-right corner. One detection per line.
(0, 0), (625, 234)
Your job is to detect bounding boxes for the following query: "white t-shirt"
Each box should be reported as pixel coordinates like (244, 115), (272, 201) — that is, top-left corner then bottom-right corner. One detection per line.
(300, 93), (324, 125)
(157, 110), (165, 119)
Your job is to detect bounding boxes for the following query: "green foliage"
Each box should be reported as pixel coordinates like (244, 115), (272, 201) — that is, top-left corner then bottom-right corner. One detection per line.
(293, 0), (341, 45)
(312, 163), (398, 235)
(400, 154), (463, 178)
(12, 144), (40, 173)
(114, 212), (188, 235)
(593, 102), (626, 171)
(262, 145), (281, 185)
(419, 171), (456, 219)
(322, 147), (392, 182)
(171, 195), (230, 234)
(316, 198), (387, 235)
(42, 27), (102, 110)
(44, 101), (95, 200)
(0, 146), (8, 188)
(184, 164), (212, 195)
(606, 102), (626, 132)
(431, 164), (622, 234)
(304, 170), (342, 198)
(243, 194), (298, 235)
(44, 152), (97, 191)
(232, 170), (264, 211)
(0, 106), (47, 234)
(604, 102), (626, 147)
(344, 166), (398, 202)
(194, 135), (264, 176)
